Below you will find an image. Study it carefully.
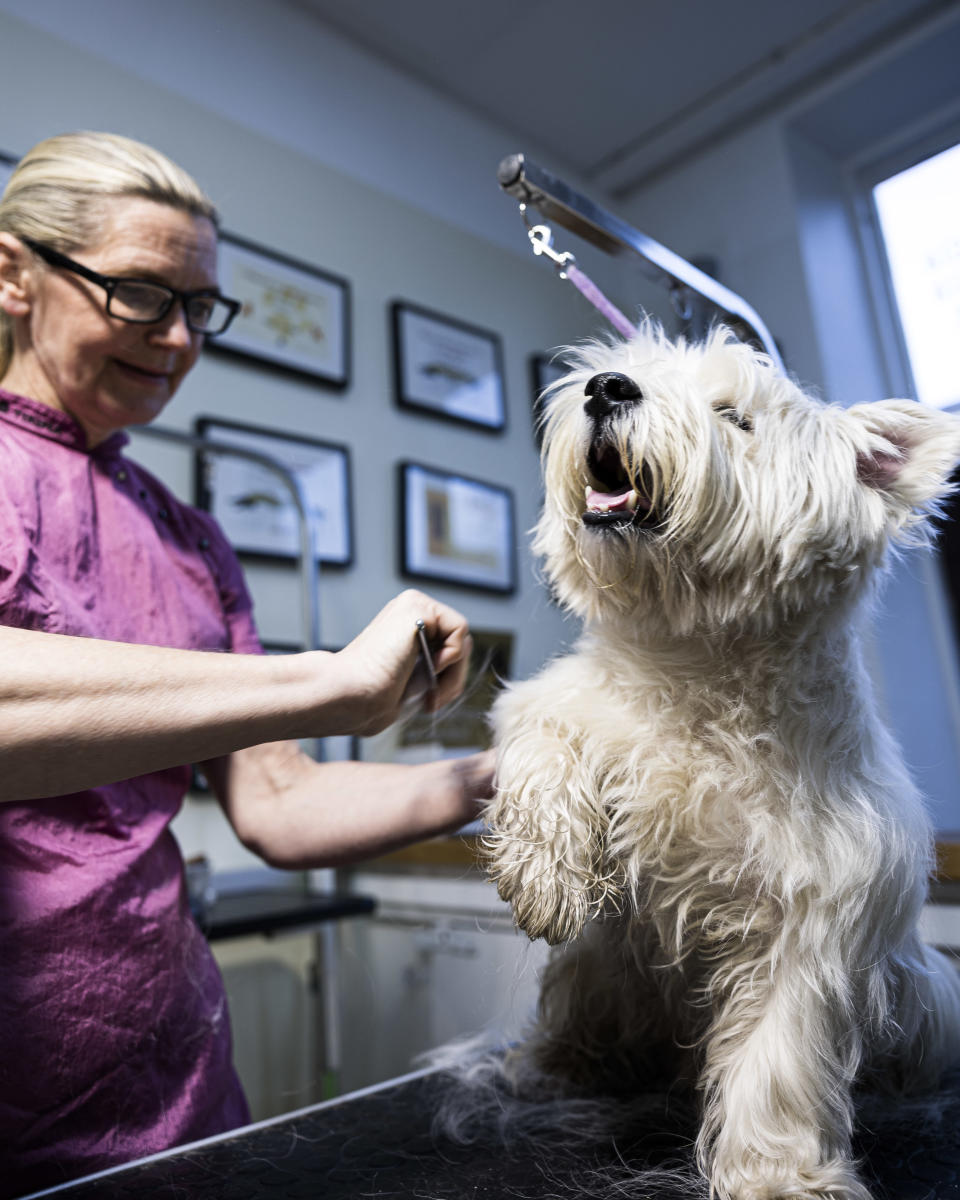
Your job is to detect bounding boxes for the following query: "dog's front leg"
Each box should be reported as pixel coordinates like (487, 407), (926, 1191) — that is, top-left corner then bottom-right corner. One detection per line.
(698, 935), (872, 1200)
(484, 701), (615, 945)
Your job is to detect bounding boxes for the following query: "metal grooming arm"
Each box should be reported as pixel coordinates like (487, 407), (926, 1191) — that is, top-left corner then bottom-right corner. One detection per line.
(498, 153), (783, 370)
(132, 425), (320, 653)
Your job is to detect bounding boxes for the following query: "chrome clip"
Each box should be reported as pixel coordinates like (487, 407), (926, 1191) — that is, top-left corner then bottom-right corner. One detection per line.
(519, 204), (575, 273)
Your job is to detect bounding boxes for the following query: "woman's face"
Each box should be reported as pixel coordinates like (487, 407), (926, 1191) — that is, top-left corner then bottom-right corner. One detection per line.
(5, 196), (218, 446)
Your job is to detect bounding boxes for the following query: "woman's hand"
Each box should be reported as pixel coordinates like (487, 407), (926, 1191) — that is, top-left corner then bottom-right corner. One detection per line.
(330, 589), (473, 736)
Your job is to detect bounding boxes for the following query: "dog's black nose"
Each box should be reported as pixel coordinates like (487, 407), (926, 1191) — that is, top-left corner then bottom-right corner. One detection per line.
(584, 372), (643, 420)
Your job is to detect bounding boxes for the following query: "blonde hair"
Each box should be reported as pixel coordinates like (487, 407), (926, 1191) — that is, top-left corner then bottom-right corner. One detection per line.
(0, 131), (218, 377)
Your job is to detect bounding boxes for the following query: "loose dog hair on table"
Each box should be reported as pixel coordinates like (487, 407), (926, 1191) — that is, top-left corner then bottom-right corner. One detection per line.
(455, 325), (960, 1200)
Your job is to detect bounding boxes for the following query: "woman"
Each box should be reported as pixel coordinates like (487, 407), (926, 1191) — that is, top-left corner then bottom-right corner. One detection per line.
(0, 132), (494, 1195)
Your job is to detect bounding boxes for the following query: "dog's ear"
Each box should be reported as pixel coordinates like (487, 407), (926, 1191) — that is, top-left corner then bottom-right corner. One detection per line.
(848, 400), (960, 528)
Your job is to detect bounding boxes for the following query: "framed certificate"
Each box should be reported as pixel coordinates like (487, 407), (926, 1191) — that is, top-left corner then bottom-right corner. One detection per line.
(392, 301), (506, 431)
(399, 461), (515, 593)
(0, 151), (17, 192)
(530, 352), (572, 447)
(195, 417), (352, 565)
(211, 233), (350, 388)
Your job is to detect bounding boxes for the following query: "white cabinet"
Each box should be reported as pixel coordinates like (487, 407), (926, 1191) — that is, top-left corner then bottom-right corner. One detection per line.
(336, 871), (549, 1094)
(213, 932), (321, 1121)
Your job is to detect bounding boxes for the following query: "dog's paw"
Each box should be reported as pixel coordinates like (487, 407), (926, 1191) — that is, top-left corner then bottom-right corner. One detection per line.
(485, 829), (614, 944)
(495, 861), (590, 945)
(482, 760), (620, 944)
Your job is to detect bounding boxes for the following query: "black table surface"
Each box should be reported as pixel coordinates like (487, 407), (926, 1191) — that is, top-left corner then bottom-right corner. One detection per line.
(25, 1065), (960, 1199)
(196, 888), (376, 941)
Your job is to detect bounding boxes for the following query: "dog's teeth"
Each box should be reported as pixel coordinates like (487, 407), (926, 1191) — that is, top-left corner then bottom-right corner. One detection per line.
(625, 491), (638, 511)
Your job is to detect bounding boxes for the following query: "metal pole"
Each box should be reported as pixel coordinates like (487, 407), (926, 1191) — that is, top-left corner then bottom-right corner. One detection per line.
(498, 153), (784, 370)
(131, 424), (342, 1094)
(132, 424), (320, 653)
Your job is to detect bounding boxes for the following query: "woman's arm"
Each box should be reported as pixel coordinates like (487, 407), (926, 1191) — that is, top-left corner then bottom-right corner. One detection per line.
(207, 742), (494, 868)
(0, 589), (471, 802)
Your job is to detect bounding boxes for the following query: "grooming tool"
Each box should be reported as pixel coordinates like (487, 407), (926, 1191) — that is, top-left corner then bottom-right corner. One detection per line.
(415, 618), (438, 692)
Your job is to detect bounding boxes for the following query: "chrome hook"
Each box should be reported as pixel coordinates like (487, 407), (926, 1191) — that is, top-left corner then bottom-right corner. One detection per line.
(519, 203), (575, 272)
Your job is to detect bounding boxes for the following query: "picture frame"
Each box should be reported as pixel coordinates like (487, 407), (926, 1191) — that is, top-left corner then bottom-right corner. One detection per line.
(391, 301), (506, 431)
(399, 461), (516, 594)
(209, 233), (350, 388)
(530, 352), (572, 447)
(195, 417), (352, 565)
(0, 151), (17, 192)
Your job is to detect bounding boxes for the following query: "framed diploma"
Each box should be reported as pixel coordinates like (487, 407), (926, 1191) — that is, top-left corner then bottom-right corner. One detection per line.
(195, 417), (352, 566)
(399, 461), (516, 594)
(391, 301), (506, 431)
(212, 233), (350, 388)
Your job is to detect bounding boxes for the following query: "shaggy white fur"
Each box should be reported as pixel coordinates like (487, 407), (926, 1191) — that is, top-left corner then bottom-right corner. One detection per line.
(484, 326), (960, 1200)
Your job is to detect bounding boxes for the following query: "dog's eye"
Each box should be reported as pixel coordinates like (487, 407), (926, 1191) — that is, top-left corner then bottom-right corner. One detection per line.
(714, 405), (753, 433)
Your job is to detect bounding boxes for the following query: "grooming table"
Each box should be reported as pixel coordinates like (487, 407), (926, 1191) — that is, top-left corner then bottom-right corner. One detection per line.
(23, 1064), (960, 1199)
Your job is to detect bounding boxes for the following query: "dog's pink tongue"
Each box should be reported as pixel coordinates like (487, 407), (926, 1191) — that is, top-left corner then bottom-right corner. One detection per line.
(585, 486), (640, 513)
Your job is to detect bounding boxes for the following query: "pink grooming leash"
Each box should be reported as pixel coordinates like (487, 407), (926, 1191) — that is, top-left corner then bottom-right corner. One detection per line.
(521, 206), (638, 340)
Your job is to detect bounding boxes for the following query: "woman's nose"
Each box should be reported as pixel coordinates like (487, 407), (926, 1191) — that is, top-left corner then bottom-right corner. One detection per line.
(149, 301), (195, 349)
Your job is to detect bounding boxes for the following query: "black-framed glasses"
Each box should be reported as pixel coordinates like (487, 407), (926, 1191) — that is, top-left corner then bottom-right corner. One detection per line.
(23, 238), (241, 336)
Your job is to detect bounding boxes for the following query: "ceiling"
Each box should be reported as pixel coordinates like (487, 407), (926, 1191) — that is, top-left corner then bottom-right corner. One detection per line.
(294, 0), (954, 197)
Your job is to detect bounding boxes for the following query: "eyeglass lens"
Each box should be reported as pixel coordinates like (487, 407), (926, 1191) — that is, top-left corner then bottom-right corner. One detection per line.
(108, 282), (233, 333)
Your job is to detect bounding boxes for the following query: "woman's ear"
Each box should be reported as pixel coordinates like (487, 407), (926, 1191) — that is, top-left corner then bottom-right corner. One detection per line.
(0, 233), (33, 318)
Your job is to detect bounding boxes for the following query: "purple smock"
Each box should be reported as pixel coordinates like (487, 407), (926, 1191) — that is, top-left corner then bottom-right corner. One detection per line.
(0, 389), (260, 1196)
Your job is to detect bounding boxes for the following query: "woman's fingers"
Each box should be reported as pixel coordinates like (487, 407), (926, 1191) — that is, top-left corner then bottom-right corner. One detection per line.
(423, 632), (472, 712)
(336, 589), (475, 731)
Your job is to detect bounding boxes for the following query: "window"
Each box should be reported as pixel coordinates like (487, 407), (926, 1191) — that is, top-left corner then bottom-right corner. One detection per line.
(872, 141), (960, 411)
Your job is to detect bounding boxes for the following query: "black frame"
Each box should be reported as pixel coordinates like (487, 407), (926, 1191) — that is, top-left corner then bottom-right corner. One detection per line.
(398, 461), (516, 594)
(22, 238), (241, 335)
(391, 300), (506, 432)
(209, 232), (351, 389)
(529, 352), (572, 448)
(0, 151), (16, 191)
(194, 416), (353, 566)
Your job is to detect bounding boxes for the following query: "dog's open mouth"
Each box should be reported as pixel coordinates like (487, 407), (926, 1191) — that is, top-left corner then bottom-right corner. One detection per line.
(583, 442), (659, 529)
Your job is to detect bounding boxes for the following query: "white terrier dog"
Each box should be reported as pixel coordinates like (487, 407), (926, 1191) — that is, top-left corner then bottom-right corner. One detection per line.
(484, 326), (960, 1200)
